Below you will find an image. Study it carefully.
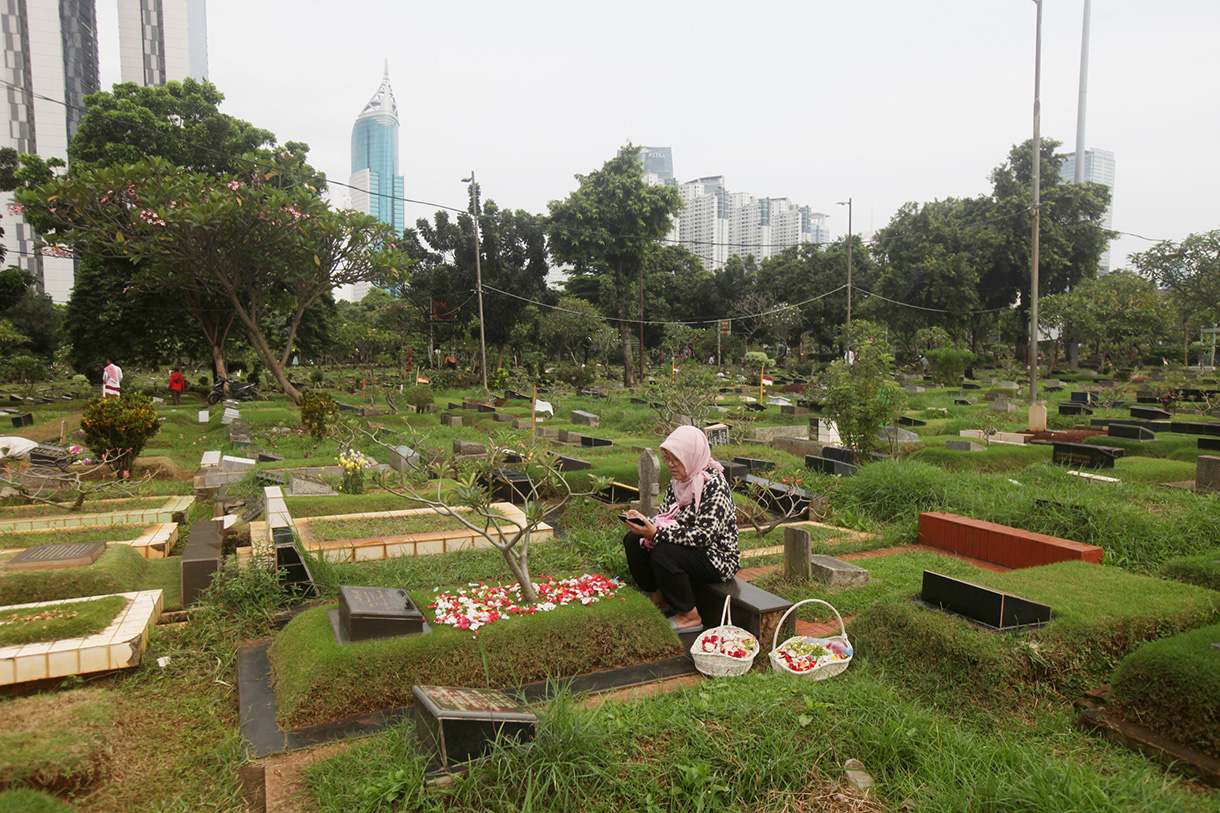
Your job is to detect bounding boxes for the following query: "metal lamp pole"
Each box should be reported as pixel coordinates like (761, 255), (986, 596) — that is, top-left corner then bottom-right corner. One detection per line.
(462, 172), (488, 391)
(1028, 0), (1042, 405)
(837, 198), (853, 351)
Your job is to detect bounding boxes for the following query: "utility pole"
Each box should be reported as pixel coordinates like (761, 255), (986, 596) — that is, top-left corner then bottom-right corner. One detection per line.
(461, 172), (488, 391)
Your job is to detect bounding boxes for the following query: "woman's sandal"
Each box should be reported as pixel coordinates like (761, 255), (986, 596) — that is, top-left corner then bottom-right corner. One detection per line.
(669, 618), (704, 634)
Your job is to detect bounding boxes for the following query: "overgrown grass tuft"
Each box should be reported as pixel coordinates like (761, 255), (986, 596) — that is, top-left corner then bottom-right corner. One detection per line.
(1162, 551), (1220, 593)
(0, 688), (118, 793)
(0, 545), (149, 606)
(1108, 622), (1220, 757)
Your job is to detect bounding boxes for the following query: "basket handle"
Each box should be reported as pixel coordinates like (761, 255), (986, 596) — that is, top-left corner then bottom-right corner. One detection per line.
(771, 598), (848, 651)
(718, 594), (733, 628)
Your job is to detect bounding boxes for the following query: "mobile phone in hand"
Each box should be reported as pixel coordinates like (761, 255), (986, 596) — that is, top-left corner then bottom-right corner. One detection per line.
(619, 513), (646, 526)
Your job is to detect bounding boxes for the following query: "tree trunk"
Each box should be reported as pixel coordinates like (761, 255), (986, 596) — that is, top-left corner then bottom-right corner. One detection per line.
(501, 533), (536, 603)
(619, 321), (635, 387)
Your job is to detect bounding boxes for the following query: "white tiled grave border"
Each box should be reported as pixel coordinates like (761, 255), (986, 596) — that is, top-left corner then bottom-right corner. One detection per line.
(0, 522), (179, 561)
(0, 590), (163, 685)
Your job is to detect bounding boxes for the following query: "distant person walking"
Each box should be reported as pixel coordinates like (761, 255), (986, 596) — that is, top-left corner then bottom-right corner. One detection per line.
(167, 367), (186, 405)
(102, 359), (122, 398)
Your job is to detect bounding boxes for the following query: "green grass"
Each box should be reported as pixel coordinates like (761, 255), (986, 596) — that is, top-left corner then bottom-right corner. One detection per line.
(270, 583), (681, 728)
(0, 524), (150, 549)
(306, 508), (509, 542)
(301, 666), (1216, 813)
(0, 688), (118, 794)
(0, 497), (168, 519)
(1108, 622), (1220, 757)
(0, 595), (127, 647)
(0, 789), (77, 813)
(0, 545), (151, 606)
(1162, 551), (1220, 592)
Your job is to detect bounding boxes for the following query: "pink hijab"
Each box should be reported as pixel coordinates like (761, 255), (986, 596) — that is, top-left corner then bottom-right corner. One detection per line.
(653, 425), (724, 528)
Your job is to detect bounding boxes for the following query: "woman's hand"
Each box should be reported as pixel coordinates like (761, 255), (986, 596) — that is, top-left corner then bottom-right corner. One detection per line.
(624, 509), (657, 540)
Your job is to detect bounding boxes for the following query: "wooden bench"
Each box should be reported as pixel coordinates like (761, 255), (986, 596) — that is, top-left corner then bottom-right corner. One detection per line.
(917, 511), (1103, 569)
(693, 578), (793, 648)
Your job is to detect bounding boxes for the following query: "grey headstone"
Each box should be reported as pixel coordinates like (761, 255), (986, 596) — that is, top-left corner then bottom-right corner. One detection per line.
(878, 426), (919, 444)
(703, 423), (730, 447)
(904, 385), (925, 393)
(5, 541), (107, 571)
(771, 436), (820, 457)
(1197, 455), (1220, 494)
(783, 526), (812, 580)
(441, 414), (463, 428)
(638, 448), (660, 516)
(570, 410), (600, 427)
(811, 555), (870, 587)
(989, 400), (1020, 413)
(945, 440), (985, 451)
(390, 445), (421, 472)
(289, 472), (336, 496)
(749, 425), (808, 442)
(453, 439), (488, 457)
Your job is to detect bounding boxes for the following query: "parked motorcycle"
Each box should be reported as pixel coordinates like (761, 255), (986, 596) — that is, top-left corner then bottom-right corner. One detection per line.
(206, 376), (259, 405)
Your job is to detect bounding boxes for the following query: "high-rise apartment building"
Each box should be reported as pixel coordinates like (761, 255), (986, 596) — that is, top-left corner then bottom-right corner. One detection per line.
(0, 0), (208, 302)
(117, 0), (208, 86)
(1060, 148), (1116, 273)
(345, 66), (404, 302)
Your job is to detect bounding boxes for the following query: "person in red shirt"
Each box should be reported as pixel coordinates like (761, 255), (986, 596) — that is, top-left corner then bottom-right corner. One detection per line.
(167, 367), (186, 405)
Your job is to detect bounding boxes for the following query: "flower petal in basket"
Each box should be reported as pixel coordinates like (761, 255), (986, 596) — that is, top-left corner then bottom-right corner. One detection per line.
(691, 596), (759, 678)
(768, 599), (853, 680)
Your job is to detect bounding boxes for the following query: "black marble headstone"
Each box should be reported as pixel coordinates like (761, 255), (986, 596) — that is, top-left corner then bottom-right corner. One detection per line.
(1058, 403), (1093, 417)
(897, 416), (927, 427)
(9, 412), (33, 428)
(411, 685), (536, 770)
(1130, 406), (1171, 420)
(715, 459), (747, 481)
(733, 456), (776, 472)
(1198, 437), (1220, 452)
(580, 436), (613, 448)
(485, 467), (532, 504)
(1070, 392), (1098, 405)
(921, 571), (1051, 630)
(1108, 424), (1155, 441)
(805, 455), (857, 477)
(335, 585), (427, 643)
(552, 454), (592, 471)
(1171, 421), (1220, 437)
(272, 526), (317, 598)
(1051, 442), (1116, 469)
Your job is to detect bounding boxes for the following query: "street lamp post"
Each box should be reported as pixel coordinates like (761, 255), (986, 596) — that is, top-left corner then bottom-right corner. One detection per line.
(461, 172), (488, 391)
(837, 198), (853, 347)
(1028, 0), (1042, 405)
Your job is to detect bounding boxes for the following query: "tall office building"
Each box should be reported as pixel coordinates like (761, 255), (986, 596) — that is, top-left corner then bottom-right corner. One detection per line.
(0, 0), (207, 303)
(345, 65), (404, 302)
(1060, 148), (1116, 273)
(117, 0), (208, 86)
(639, 146), (675, 187)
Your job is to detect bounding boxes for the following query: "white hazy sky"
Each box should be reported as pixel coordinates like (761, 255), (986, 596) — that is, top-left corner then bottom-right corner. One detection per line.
(102, 0), (1220, 270)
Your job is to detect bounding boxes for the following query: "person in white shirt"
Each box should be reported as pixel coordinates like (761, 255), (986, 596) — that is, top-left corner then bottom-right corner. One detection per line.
(102, 359), (123, 398)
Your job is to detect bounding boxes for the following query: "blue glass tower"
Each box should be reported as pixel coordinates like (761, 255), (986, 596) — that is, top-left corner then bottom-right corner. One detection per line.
(350, 64), (405, 235)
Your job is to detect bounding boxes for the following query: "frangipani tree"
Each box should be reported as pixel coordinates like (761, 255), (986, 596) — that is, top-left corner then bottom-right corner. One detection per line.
(18, 155), (411, 403)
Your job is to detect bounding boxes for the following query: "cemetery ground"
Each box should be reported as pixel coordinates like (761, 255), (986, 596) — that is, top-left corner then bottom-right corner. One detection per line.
(0, 372), (1218, 811)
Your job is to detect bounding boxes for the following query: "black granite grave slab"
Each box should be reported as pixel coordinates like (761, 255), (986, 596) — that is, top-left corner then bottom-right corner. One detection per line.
(954, 398), (974, 406)
(238, 499), (266, 523)
(897, 417), (927, 427)
(412, 686), (537, 770)
(181, 521), (223, 605)
(1198, 437), (1220, 452)
(334, 585), (428, 643)
(9, 412), (33, 428)
(744, 403), (767, 412)
(740, 474), (822, 516)
(484, 467), (532, 504)
(716, 459), (747, 481)
(256, 470), (287, 486)
(580, 436), (613, 447)
(805, 455), (857, 477)
(962, 383), (982, 390)
(733, 456), (776, 472)
(256, 450), (285, 463)
(1171, 421), (1220, 437)
(477, 403), (497, 413)
(1051, 442), (1116, 469)
(1130, 406), (1172, 420)
(1108, 424), (1155, 441)
(630, 397), (650, 404)
(272, 526), (317, 598)
(921, 571), (1051, 630)
(595, 481), (639, 504)
(1070, 392), (1099, 405)
(5, 541), (106, 571)
(1045, 385), (1064, 393)
(551, 454), (592, 471)
(1058, 403), (1093, 416)
(28, 444), (73, 468)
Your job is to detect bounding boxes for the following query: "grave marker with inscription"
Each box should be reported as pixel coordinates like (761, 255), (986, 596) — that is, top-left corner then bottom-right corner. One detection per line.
(5, 541), (106, 571)
(1051, 442), (1116, 470)
(333, 585), (429, 643)
(411, 685), (537, 770)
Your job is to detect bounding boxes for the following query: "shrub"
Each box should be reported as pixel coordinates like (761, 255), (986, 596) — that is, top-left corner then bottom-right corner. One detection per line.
(820, 321), (907, 453)
(299, 391), (339, 440)
(79, 392), (160, 474)
(309, 368), (325, 384)
(427, 368), (461, 390)
(925, 347), (975, 386)
(399, 384), (433, 411)
(551, 363), (594, 386)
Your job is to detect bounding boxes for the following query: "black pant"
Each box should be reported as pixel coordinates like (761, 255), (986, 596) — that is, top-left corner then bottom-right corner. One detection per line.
(622, 532), (722, 614)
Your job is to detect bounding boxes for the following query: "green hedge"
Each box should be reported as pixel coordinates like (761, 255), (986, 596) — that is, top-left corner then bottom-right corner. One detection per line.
(1108, 622), (1220, 757)
(270, 584), (681, 728)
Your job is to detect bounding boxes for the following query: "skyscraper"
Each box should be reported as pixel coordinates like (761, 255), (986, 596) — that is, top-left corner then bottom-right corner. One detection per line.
(0, 0), (208, 302)
(346, 65), (404, 302)
(117, 0), (208, 86)
(1060, 148), (1116, 273)
(639, 146), (675, 186)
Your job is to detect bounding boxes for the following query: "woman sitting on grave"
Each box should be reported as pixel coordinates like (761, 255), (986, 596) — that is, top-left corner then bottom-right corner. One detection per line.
(621, 424), (740, 634)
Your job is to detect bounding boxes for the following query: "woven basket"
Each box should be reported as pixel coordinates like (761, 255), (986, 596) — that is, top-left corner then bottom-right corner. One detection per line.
(690, 596), (759, 678)
(769, 599), (853, 680)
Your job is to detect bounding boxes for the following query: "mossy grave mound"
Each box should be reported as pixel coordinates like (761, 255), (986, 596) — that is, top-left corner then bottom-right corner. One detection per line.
(0, 545), (148, 606)
(270, 581), (681, 728)
(0, 688), (118, 793)
(1107, 622), (1220, 759)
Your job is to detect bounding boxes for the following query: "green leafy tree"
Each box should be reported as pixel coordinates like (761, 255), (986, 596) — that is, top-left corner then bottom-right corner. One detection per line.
(820, 321), (907, 454)
(1131, 230), (1220, 365)
(18, 157), (410, 403)
(1040, 271), (1169, 368)
(538, 295), (609, 364)
(548, 143), (682, 385)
